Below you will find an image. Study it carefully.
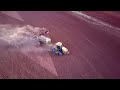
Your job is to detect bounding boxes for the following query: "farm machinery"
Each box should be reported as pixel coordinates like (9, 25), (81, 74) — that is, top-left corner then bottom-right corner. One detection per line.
(27, 25), (69, 56)
(38, 34), (69, 56)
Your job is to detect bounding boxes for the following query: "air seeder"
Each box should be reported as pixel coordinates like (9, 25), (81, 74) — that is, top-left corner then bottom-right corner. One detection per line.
(26, 25), (69, 56)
